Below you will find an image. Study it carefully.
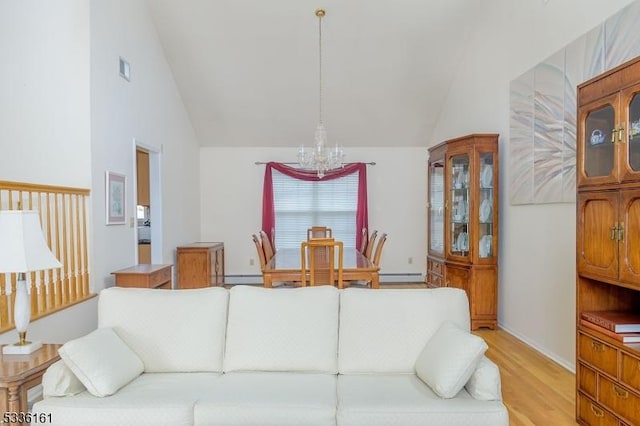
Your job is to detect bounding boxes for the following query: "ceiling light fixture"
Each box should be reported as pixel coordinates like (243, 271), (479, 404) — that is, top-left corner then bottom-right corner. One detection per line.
(297, 8), (345, 179)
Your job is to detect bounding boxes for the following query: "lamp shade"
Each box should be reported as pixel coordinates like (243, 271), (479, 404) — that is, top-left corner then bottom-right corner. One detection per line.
(0, 210), (62, 273)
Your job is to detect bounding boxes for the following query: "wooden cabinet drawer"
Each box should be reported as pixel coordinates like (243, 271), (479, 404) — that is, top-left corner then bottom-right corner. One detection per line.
(427, 273), (443, 288)
(578, 393), (618, 426)
(620, 351), (640, 393)
(578, 362), (597, 398)
(599, 375), (640, 425)
(579, 333), (618, 377)
(429, 259), (443, 275)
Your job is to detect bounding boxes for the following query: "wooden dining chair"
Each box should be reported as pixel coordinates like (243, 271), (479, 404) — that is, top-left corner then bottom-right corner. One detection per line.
(259, 230), (275, 261)
(252, 234), (267, 271)
(372, 233), (388, 266)
(359, 228), (368, 253)
(364, 230), (378, 259)
(307, 226), (332, 240)
(301, 239), (344, 288)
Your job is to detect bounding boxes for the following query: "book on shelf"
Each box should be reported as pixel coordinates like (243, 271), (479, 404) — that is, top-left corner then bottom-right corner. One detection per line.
(581, 310), (640, 333)
(579, 319), (640, 343)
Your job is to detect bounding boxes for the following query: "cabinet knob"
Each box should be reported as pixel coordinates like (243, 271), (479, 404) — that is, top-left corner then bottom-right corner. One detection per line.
(590, 403), (604, 418)
(611, 128), (617, 143)
(618, 125), (625, 142)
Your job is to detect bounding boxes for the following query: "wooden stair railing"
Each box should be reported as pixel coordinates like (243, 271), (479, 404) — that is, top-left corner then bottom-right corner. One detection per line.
(0, 181), (94, 334)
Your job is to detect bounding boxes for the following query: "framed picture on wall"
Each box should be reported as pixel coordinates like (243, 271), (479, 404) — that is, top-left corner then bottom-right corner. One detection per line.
(106, 171), (126, 225)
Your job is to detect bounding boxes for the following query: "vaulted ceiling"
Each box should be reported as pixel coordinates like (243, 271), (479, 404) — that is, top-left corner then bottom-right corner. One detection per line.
(147, 0), (485, 147)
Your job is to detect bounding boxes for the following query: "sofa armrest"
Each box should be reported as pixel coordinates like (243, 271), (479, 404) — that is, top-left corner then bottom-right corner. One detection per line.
(42, 360), (86, 398)
(464, 356), (502, 401)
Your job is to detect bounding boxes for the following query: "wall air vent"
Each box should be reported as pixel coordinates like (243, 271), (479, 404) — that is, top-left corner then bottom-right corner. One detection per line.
(119, 57), (131, 81)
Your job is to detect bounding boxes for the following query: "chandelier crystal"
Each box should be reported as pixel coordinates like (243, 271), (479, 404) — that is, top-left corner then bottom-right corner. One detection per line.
(297, 8), (345, 179)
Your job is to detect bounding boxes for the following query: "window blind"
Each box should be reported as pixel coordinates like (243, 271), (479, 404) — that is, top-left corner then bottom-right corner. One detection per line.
(272, 169), (358, 249)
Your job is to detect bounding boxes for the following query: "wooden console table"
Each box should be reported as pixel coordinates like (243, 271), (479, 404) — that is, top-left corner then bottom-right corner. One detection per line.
(111, 264), (173, 289)
(0, 344), (60, 421)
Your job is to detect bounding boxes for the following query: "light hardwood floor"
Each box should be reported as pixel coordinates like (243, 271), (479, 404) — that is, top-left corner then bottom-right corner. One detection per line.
(474, 329), (577, 425)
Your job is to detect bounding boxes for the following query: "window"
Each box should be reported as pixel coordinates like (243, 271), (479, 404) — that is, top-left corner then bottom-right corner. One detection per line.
(262, 162), (368, 250)
(272, 169), (358, 248)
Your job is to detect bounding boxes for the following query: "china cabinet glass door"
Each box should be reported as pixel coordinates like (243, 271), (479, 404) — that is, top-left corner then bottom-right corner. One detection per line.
(429, 160), (444, 255)
(478, 152), (495, 259)
(622, 85), (640, 182)
(584, 103), (615, 178)
(627, 91), (640, 170)
(449, 154), (469, 257)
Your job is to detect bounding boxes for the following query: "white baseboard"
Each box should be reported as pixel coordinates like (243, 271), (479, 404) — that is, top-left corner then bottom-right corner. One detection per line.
(498, 322), (576, 374)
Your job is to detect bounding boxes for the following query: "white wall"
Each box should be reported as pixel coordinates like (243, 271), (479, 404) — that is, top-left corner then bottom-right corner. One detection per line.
(0, 0), (201, 345)
(200, 147), (426, 280)
(90, 0), (201, 291)
(432, 0), (636, 370)
(0, 0), (97, 345)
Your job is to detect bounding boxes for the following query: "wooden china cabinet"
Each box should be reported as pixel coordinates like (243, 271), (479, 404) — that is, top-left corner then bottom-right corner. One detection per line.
(426, 134), (499, 330)
(576, 56), (640, 426)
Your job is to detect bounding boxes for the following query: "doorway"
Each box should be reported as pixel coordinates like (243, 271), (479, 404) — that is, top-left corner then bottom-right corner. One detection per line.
(134, 139), (162, 264)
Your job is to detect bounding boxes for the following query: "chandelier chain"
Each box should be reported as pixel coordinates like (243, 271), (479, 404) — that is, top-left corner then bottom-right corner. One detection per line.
(318, 12), (323, 125)
(297, 8), (345, 179)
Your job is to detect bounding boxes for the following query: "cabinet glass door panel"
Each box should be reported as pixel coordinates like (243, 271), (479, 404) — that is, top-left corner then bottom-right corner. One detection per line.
(479, 152), (495, 259)
(584, 104), (615, 178)
(429, 161), (444, 255)
(449, 154), (470, 257)
(627, 91), (640, 172)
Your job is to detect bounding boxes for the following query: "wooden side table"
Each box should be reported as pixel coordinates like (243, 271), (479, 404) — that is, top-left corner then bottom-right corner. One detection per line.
(0, 344), (60, 422)
(111, 264), (173, 289)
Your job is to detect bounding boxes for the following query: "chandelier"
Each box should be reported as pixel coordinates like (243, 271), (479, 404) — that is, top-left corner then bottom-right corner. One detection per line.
(297, 8), (345, 179)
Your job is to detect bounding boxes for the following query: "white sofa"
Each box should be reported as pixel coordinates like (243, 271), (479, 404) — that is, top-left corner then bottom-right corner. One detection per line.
(34, 285), (509, 426)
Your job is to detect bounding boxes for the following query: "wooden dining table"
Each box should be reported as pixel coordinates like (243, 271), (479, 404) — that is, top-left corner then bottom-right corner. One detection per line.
(262, 247), (380, 289)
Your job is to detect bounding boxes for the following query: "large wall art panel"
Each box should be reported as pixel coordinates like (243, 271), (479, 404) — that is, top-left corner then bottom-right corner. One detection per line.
(509, 0), (640, 205)
(509, 69), (534, 205)
(605, 1), (640, 69)
(533, 50), (565, 204)
(563, 26), (605, 202)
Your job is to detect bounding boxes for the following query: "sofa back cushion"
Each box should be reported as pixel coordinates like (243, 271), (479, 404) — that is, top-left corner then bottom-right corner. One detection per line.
(338, 287), (470, 374)
(98, 287), (229, 372)
(224, 285), (339, 373)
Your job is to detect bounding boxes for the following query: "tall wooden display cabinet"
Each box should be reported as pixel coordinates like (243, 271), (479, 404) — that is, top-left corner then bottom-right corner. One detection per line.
(575, 56), (640, 426)
(426, 134), (499, 330)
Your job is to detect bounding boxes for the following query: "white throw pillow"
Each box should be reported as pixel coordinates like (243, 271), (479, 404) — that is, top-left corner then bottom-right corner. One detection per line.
(465, 356), (503, 401)
(58, 328), (144, 397)
(42, 360), (86, 397)
(414, 321), (488, 398)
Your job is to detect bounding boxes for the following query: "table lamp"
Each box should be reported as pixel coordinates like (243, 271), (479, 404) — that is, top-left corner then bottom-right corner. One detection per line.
(0, 210), (62, 355)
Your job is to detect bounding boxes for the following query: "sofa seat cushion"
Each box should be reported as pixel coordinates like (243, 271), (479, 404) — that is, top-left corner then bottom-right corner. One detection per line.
(33, 372), (220, 426)
(194, 372), (337, 426)
(339, 288), (471, 374)
(224, 285), (339, 373)
(98, 287), (229, 372)
(337, 374), (508, 426)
